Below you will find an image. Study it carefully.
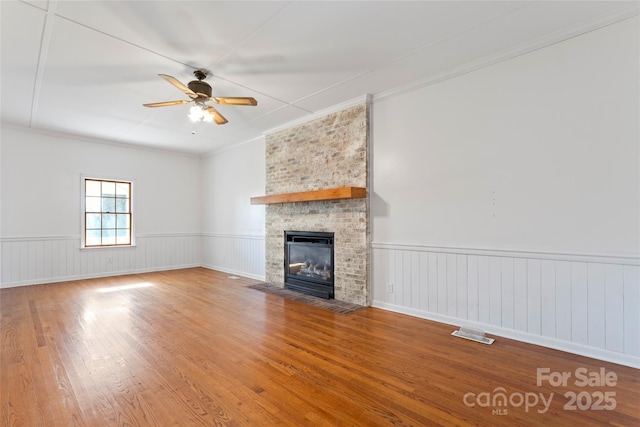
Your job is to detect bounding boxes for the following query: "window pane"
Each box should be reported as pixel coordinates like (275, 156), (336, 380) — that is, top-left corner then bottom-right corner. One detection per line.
(116, 182), (130, 198)
(86, 213), (101, 229)
(86, 180), (101, 196)
(103, 214), (115, 228)
(84, 179), (132, 248)
(115, 197), (129, 213)
(102, 197), (115, 212)
(102, 229), (116, 245)
(116, 214), (130, 228)
(116, 229), (131, 245)
(86, 229), (101, 246)
(101, 181), (116, 197)
(86, 197), (101, 213)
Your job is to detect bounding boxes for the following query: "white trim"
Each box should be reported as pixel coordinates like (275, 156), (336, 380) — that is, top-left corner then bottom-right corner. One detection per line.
(1, 123), (202, 158)
(0, 264), (200, 289)
(0, 235), (79, 242)
(371, 301), (640, 369)
(79, 244), (137, 251)
(201, 232), (264, 240)
(201, 264), (265, 282)
(371, 242), (640, 266)
(139, 232), (201, 238)
(374, 9), (639, 103)
(263, 94), (372, 136)
(81, 175), (136, 248)
(1, 232), (216, 242)
(3, 236), (634, 264)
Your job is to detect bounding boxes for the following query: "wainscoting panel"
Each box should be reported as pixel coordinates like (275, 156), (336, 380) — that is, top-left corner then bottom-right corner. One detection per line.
(0, 234), (201, 288)
(201, 233), (265, 280)
(371, 243), (640, 368)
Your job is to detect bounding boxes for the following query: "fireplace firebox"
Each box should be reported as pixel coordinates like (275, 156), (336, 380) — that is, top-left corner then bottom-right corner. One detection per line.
(284, 231), (334, 299)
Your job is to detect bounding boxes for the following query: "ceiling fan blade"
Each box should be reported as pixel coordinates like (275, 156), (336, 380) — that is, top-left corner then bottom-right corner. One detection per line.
(206, 106), (228, 125)
(158, 74), (197, 99)
(212, 96), (258, 106)
(143, 100), (191, 108)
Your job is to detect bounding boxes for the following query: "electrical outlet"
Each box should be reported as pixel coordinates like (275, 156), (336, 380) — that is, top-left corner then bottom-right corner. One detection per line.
(107, 257), (113, 264)
(387, 283), (394, 293)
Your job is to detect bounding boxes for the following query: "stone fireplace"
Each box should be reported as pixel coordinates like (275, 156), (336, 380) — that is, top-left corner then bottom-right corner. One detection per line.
(262, 102), (370, 306)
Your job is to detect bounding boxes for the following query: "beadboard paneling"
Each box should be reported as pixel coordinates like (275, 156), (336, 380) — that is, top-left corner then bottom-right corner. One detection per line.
(201, 233), (265, 280)
(0, 234), (201, 288)
(371, 243), (640, 368)
(1, 233), (266, 287)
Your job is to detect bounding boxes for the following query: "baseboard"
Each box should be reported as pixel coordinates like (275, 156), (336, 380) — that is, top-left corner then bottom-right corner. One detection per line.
(201, 263), (266, 282)
(0, 264), (201, 289)
(1, 263), (264, 289)
(372, 300), (640, 370)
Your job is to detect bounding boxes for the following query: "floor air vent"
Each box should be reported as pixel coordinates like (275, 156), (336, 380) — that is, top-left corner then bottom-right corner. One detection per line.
(451, 327), (495, 345)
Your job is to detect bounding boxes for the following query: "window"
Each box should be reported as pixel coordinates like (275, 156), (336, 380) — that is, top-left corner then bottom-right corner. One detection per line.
(84, 178), (132, 247)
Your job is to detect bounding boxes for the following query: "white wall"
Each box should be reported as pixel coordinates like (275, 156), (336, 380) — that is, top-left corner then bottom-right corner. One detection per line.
(371, 18), (640, 367)
(373, 18), (638, 257)
(200, 139), (266, 279)
(1, 126), (202, 286)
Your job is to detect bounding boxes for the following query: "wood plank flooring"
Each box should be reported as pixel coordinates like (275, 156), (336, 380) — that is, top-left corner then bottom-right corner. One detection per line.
(1, 267), (638, 426)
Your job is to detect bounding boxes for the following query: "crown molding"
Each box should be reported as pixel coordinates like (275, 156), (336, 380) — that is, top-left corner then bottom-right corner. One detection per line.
(1, 122), (201, 158)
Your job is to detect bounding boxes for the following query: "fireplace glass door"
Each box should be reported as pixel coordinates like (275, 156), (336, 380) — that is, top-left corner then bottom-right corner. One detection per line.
(287, 243), (332, 283)
(284, 231), (334, 298)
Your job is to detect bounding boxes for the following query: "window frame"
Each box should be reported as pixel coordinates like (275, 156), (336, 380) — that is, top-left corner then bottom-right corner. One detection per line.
(81, 175), (135, 249)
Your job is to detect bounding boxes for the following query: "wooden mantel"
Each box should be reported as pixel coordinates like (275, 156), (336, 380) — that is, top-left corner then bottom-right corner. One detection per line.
(250, 186), (366, 205)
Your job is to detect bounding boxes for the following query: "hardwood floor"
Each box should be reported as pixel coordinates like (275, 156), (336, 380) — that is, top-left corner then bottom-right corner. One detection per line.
(1, 267), (638, 426)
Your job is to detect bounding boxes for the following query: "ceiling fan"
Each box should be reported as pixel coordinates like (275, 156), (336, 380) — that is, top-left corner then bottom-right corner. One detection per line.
(143, 70), (257, 125)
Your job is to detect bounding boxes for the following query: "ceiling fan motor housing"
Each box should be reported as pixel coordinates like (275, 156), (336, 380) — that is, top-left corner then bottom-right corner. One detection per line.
(188, 80), (212, 98)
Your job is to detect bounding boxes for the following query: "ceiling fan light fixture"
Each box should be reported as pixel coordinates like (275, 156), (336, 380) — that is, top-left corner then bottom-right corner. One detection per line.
(188, 104), (205, 122)
(202, 109), (214, 123)
(188, 103), (215, 123)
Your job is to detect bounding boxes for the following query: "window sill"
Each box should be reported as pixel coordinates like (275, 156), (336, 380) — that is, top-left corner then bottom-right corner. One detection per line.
(80, 244), (137, 250)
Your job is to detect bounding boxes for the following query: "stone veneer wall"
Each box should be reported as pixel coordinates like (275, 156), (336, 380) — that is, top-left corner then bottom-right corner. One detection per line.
(264, 103), (369, 306)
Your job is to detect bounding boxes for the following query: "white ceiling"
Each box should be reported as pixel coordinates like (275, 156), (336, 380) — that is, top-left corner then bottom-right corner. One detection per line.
(1, 1), (638, 155)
